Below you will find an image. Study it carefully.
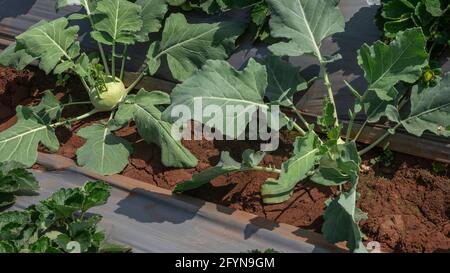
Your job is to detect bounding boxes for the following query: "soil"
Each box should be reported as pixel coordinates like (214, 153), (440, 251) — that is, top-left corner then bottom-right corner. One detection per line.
(1, 65), (449, 253)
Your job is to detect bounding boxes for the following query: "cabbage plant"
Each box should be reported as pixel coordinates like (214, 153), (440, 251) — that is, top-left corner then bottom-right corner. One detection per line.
(167, 0), (450, 252)
(0, 0), (245, 175)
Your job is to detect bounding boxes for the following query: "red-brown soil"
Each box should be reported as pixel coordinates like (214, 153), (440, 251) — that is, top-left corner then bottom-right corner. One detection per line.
(1, 65), (449, 253)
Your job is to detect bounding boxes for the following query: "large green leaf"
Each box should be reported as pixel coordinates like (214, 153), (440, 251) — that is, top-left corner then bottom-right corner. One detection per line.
(0, 161), (39, 192)
(262, 56), (307, 106)
(116, 90), (198, 168)
(312, 141), (360, 187)
(322, 188), (368, 253)
(0, 43), (35, 70)
(30, 91), (63, 124)
(148, 13), (245, 81)
(174, 150), (265, 193)
(16, 18), (80, 74)
(163, 59), (268, 138)
(401, 73), (450, 137)
(76, 124), (133, 176)
(358, 28), (428, 99)
(0, 161), (38, 209)
(361, 87), (403, 123)
(134, 0), (168, 42)
(0, 106), (59, 167)
(424, 0), (447, 16)
(266, 0), (345, 57)
(91, 0), (143, 45)
(261, 131), (321, 204)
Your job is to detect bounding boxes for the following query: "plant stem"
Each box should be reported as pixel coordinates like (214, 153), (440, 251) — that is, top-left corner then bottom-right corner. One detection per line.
(319, 61), (339, 128)
(354, 120), (368, 141)
(83, 0), (110, 75)
(51, 109), (99, 128)
(111, 43), (116, 79)
(283, 115), (306, 136)
(358, 124), (400, 156)
(345, 112), (356, 143)
(251, 165), (282, 174)
(125, 70), (147, 93)
(63, 101), (92, 108)
(80, 77), (91, 93)
(120, 45), (128, 81)
(287, 100), (310, 128)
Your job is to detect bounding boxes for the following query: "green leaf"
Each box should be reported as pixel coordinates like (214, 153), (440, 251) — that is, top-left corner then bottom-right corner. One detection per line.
(0, 194), (16, 209)
(358, 28), (428, 98)
(0, 161), (39, 192)
(262, 56), (307, 106)
(30, 90), (63, 124)
(17, 18), (80, 74)
(76, 124), (133, 176)
(0, 211), (32, 240)
(361, 87), (403, 123)
(401, 73), (450, 137)
(134, 0), (168, 42)
(174, 149), (264, 193)
(424, 0), (446, 16)
(99, 242), (132, 253)
(43, 188), (84, 218)
(0, 43), (35, 70)
(116, 90), (197, 168)
(91, 0), (143, 45)
(0, 106), (59, 167)
(312, 141), (360, 187)
(0, 241), (15, 253)
(266, 0), (345, 57)
(261, 131), (321, 204)
(56, 0), (83, 11)
(68, 215), (102, 237)
(81, 181), (111, 211)
(322, 188), (368, 253)
(151, 13), (245, 81)
(163, 59), (268, 139)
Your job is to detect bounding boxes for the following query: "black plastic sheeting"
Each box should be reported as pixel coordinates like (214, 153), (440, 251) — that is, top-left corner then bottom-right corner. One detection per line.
(1, 0), (449, 121)
(9, 168), (341, 253)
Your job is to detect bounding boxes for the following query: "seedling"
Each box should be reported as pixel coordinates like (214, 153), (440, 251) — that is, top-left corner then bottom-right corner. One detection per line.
(432, 162), (448, 175)
(0, 180), (130, 253)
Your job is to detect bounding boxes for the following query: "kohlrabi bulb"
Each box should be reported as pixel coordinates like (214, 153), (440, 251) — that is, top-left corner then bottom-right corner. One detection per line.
(89, 77), (126, 112)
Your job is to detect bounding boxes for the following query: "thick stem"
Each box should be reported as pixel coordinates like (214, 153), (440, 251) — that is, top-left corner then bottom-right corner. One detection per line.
(320, 62), (339, 128)
(125, 70), (147, 93)
(120, 46), (128, 81)
(346, 113), (356, 143)
(111, 43), (116, 79)
(51, 109), (99, 128)
(287, 100), (310, 129)
(283, 115), (306, 136)
(354, 120), (368, 142)
(80, 77), (91, 93)
(63, 101), (92, 108)
(358, 124), (400, 156)
(251, 165), (282, 174)
(83, 0), (110, 75)
(98, 45), (111, 76)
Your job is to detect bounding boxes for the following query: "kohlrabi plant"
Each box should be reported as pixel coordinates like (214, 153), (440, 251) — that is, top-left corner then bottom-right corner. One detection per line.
(0, 0), (245, 175)
(166, 0), (450, 252)
(0, 180), (131, 253)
